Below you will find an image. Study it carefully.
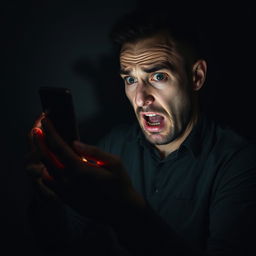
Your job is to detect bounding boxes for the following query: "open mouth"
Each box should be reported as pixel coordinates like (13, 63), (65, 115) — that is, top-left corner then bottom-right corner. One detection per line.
(142, 112), (165, 132)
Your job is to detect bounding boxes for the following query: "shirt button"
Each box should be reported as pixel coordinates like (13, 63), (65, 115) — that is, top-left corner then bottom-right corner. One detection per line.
(154, 187), (159, 193)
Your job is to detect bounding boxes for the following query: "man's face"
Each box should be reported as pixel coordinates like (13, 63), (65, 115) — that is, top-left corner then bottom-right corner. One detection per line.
(120, 34), (194, 145)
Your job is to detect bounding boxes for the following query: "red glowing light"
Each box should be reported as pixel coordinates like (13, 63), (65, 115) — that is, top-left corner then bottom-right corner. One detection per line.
(32, 127), (44, 137)
(48, 151), (65, 169)
(80, 156), (105, 167)
(32, 127), (65, 169)
(96, 160), (105, 166)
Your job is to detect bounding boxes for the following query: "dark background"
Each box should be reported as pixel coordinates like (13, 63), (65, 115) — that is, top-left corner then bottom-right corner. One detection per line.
(2, 0), (256, 254)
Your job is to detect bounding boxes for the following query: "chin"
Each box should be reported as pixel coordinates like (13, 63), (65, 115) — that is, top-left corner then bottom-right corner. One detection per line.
(144, 131), (177, 145)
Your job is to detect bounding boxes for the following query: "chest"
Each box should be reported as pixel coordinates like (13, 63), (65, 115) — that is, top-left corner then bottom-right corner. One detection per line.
(121, 146), (217, 250)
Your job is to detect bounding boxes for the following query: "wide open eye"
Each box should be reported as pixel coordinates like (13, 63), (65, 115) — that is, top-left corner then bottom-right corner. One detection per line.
(124, 76), (137, 85)
(151, 72), (169, 82)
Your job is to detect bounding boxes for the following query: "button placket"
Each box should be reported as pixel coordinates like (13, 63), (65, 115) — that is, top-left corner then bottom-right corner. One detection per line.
(152, 162), (164, 194)
(154, 187), (159, 193)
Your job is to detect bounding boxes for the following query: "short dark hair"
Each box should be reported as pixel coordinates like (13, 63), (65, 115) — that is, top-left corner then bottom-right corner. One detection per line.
(110, 10), (205, 65)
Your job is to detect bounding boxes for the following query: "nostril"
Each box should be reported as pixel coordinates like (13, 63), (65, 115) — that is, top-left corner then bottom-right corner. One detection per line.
(144, 95), (154, 105)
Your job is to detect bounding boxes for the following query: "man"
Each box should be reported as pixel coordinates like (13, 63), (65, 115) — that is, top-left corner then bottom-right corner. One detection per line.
(27, 11), (256, 256)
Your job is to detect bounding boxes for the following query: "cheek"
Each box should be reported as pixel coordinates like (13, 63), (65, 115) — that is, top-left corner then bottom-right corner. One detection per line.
(157, 85), (186, 113)
(125, 86), (135, 106)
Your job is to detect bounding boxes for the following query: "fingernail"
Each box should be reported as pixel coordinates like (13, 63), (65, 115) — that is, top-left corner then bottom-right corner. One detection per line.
(32, 127), (44, 137)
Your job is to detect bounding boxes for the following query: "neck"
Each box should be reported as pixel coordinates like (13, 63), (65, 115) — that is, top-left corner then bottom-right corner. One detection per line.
(155, 113), (198, 158)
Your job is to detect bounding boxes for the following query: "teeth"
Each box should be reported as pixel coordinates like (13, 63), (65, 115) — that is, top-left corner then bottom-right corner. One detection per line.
(145, 114), (156, 117)
(147, 122), (160, 126)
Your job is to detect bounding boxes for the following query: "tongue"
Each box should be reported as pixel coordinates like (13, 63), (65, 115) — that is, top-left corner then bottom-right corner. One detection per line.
(148, 115), (163, 123)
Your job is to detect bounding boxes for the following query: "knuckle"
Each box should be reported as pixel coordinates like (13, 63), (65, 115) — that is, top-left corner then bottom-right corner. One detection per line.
(90, 146), (100, 155)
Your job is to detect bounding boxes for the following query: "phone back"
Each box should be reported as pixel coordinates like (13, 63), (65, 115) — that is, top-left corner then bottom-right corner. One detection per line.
(39, 87), (79, 145)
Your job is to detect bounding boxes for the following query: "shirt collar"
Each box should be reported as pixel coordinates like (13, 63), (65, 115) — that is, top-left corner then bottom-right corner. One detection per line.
(181, 114), (204, 159)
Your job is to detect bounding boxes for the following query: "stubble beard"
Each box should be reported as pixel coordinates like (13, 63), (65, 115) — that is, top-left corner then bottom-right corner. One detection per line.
(142, 121), (179, 145)
(139, 107), (193, 146)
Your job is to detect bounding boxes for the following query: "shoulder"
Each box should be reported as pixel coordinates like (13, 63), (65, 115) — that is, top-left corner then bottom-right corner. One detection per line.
(212, 120), (256, 161)
(194, 115), (256, 183)
(198, 115), (255, 158)
(204, 119), (256, 190)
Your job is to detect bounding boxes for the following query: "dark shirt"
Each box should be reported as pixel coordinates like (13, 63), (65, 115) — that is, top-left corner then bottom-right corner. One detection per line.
(29, 115), (256, 255)
(98, 114), (256, 255)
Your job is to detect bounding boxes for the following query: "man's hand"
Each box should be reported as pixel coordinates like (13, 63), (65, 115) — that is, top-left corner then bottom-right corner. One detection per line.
(31, 117), (146, 222)
(25, 113), (60, 201)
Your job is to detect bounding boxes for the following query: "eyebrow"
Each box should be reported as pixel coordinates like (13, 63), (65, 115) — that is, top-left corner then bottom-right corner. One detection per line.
(143, 62), (175, 73)
(120, 69), (131, 75)
(120, 61), (176, 76)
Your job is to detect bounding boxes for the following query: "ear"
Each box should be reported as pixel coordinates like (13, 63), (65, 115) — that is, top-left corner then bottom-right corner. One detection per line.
(192, 59), (207, 91)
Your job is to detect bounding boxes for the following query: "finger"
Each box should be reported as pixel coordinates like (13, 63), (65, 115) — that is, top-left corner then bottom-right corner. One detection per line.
(26, 157), (68, 200)
(36, 178), (59, 201)
(25, 162), (58, 201)
(73, 141), (120, 169)
(41, 118), (112, 180)
(26, 162), (46, 179)
(33, 130), (65, 180)
(28, 113), (45, 149)
(24, 149), (41, 167)
(25, 128), (46, 163)
(33, 112), (46, 128)
(41, 117), (80, 167)
(26, 161), (54, 181)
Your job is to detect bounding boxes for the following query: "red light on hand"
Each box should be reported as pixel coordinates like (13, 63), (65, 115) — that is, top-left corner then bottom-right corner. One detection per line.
(32, 127), (65, 169)
(96, 160), (105, 166)
(81, 157), (105, 167)
(32, 127), (44, 137)
(47, 151), (65, 169)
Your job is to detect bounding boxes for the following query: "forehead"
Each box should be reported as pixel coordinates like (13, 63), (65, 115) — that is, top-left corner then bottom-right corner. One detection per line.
(120, 34), (183, 71)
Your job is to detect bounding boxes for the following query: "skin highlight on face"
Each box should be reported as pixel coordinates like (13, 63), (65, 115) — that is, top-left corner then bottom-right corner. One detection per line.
(120, 33), (205, 157)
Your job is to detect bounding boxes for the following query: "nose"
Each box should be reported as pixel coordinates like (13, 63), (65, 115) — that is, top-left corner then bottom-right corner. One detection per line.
(135, 83), (154, 108)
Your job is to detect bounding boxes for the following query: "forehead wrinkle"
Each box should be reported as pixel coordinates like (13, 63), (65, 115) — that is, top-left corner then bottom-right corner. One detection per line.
(121, 51), (173, 61)
(121, 55), (174, 64)
(120, 55), (178, 74)
(120, 48), (181, 71)
(120, 47), (176, 59)
(120, 41), (175, 53)
(120, 47), (172, 57)
(120, 37), (184, 77)
(120, 41), (177, 54)
(121, 59), (172, 70)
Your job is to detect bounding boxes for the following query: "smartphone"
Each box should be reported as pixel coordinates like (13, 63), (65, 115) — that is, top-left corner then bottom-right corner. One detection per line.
(39, 86), (79, 146)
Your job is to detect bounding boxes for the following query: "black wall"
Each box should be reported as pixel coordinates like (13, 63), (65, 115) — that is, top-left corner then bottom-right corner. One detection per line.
(2, 0), (255, 254)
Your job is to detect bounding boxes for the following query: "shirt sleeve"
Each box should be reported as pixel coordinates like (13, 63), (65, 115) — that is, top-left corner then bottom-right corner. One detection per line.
(207, 144), (256, 256)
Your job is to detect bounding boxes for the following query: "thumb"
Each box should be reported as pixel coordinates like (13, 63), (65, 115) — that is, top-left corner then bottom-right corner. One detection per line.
(73, 141), (119, 168)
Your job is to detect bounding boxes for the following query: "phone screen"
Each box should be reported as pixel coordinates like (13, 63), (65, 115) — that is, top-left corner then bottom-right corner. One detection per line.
(39, 87), (79, 146)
